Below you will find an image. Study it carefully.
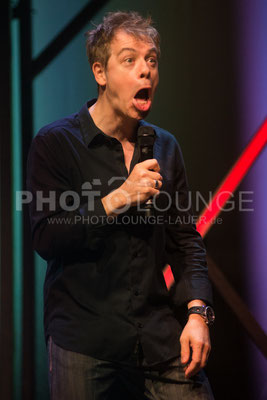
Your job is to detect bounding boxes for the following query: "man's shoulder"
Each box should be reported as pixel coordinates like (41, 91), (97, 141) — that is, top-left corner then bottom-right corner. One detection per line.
(35, 112), (80, 143)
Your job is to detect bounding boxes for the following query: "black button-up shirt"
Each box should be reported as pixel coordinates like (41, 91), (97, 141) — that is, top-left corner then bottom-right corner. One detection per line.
(27, 99), (212, 366)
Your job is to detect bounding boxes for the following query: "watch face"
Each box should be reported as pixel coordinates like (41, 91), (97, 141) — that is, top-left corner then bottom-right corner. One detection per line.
(206, 306), (215, 325)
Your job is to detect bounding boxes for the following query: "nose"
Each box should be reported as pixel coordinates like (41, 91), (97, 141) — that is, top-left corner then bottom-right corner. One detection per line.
(139, 59), (150, 79)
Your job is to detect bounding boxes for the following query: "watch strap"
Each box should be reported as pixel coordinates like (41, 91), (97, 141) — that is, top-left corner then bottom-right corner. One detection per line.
(188, 306), (206, 317)
(187, 305), (215, 326)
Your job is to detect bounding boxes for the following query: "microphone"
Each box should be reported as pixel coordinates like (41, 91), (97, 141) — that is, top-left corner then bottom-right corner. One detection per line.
(137, 125), (156, 216)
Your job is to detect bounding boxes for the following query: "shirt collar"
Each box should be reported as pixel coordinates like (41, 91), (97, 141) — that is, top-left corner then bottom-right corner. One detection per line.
(78, 99), (105, 147)
(78, 99), (152, 147)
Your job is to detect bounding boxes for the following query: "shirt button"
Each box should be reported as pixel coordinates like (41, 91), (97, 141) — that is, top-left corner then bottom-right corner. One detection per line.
(138, 322), (143, 329)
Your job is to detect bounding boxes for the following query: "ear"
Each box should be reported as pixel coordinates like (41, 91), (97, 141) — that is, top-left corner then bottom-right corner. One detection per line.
(91, 62), (106, 87)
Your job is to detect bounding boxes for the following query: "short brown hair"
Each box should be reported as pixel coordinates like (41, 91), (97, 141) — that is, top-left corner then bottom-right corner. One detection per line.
(85, 11), (160, 68)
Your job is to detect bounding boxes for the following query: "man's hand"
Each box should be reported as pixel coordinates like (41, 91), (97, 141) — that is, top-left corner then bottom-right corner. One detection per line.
(102, 159), (162, 216)
(180, 309), (211, 379)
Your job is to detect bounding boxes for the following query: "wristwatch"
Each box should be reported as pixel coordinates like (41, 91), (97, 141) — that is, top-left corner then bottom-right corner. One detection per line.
(187, 305), (215, 326)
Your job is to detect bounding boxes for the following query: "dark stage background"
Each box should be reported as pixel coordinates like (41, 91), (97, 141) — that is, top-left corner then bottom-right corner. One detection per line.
(1, 1), (267, 399)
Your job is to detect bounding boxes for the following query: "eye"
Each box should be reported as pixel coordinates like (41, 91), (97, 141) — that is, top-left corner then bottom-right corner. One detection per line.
(147, 57), (157, 67)
(124, 57), (134, 64)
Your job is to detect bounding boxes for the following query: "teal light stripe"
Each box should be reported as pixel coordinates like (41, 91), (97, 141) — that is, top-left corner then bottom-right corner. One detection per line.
(34, 253), (48, 400)
(11, 19), (22, 400)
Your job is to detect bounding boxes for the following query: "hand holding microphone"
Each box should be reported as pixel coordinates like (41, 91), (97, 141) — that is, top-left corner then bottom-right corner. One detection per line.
(123, 158), (162, 204)
(101, 127), (162, 216)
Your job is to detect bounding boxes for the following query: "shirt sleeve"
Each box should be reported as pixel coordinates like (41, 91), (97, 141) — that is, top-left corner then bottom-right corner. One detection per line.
(164, 139), (213, 308)
(27, 131), (109, 261)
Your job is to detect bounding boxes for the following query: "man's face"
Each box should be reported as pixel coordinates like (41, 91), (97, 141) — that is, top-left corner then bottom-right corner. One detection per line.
(102, 30), (159, 120)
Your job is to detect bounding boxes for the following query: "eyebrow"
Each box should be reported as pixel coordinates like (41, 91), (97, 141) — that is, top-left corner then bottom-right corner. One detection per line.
(117, 47), (158, 57)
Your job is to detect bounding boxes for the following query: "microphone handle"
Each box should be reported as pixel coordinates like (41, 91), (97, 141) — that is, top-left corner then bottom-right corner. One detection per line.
(139, 145), (154, 216)
(137, 126), (156, 216)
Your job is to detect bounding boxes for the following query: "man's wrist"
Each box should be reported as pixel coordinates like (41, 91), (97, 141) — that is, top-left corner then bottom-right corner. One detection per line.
(187, 304), (215, 326)
(187, 300), (208, 325)
(101, 189), (128, 217)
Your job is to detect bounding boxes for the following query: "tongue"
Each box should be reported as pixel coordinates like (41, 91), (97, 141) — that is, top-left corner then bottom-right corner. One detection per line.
(133, 98), (151, 112)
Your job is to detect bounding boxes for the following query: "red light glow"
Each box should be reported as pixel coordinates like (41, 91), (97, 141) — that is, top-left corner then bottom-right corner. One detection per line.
(163, 118), (267, 289)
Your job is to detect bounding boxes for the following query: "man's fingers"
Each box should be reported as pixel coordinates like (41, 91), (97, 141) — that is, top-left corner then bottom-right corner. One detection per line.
(184, 343), (203, 379)
(185, 360), (201, 379)
(179, 317), (212, 380)
(184, 342), (211, 378)
(180, 337), (190, 366)
(200, 343), (211, 369)
(121, 158), (163, 205)
(139, 177), (163, 189)
(130, 160), (162, 183)
(139, 158), (160, 172)
(146, 171), (163, 181)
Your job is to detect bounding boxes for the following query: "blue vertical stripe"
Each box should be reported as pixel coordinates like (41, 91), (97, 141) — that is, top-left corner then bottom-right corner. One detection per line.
(235, 0), (267, 396)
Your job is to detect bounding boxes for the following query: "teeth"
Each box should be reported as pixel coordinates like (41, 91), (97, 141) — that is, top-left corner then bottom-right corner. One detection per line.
(136, 99), (147, 104)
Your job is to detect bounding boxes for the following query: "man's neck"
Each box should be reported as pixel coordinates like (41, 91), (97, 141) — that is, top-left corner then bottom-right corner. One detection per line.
(89, 97), (138, 143)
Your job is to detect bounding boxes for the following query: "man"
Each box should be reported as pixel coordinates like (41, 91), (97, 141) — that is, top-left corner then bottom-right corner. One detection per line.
(27, 11), (215, 399)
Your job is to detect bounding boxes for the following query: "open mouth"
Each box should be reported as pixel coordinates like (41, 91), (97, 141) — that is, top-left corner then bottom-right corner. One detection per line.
(133, 88), (152, 112)
(134, 88), (150, 101)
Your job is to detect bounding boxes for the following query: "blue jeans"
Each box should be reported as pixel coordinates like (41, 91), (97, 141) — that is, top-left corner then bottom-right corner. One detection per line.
(48, 336), (214, 400)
